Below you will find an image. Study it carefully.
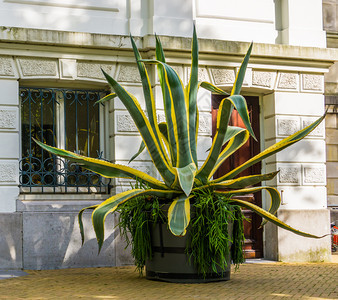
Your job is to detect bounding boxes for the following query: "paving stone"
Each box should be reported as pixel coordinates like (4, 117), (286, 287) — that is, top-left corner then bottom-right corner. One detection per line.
(0, 262), (337, 299)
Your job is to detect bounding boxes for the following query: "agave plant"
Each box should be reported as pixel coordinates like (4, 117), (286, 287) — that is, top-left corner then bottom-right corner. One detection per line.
(34, 27), (325, 255)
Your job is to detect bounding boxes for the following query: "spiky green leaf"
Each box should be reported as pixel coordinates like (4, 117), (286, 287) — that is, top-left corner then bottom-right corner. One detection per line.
(95, 93), (117, 106)
(130, 35), (168, 164)
(200, 81), (230, 96)
(196, 100), (232, 184)
(92, 189), (181, 251)
(231, 42), (253, 96)
(155, 34), (166, 63)
(141, 59), (194, 170)
(227, 95), (256, 140)
(215, 114), (325, 182)
(155, 35), (178, 166)
(216, 194), (327, 239)
(128, 140), (146, 164)
(168, 194), (193, 236)
(198, 171), (279, 191)
(209, 129), (250, 179)
(175, 163), (197, 196)
(129, 123), (170, 164)
(206, 126), (246, 152)
(78, 204), (99, 245)
(102, 70), (176, 186)
(219, 186), (281, 226)
(158, 122), (169, 142)
(33, 138), (169, 190)
(185, 24), (199, 166)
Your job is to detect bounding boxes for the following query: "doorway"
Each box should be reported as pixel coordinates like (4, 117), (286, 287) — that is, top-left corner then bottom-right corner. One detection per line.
(211, 95), (263, 258)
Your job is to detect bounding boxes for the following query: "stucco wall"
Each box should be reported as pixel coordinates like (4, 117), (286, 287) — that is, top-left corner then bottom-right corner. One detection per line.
(0, 28), (336, 268)
(0, 0), (327, 47)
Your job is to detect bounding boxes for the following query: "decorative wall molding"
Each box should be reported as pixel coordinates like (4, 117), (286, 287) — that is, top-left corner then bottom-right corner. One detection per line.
(157, 113), (166, 124)
(117, 163), (156, 183)
(210, 68), (235, 85)
(117, 64), (141, 83)
(18, 58), (58, 77)
(303, 166), (325, 184)
(302, 74), (323, 91)
(277, 118), (300, 136)
(252, 71), (274, 88)
(198, 67), (209, 82)
(77, 62), (114, 80)
(277, 72), (298, 90)
(278, 166), (300, 184)
(0, 109), (16, 129)
(116, 112), (211, 135)
(60, 59), (76, 79)
(155, 65), (184, 84)
(0, 163), (16, 182)
(0, 57), (15, 77)
(157, 113), (211, 135)
(116, 114), (137, 132)
(187, 67), (209, 82)
(198, 114), (212, 135)
(240, 67), (252, 86)
(302, 118), (324, 137)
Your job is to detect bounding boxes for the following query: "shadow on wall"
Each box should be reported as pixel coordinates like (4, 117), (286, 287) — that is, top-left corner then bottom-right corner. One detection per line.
(10, 0), (149, 36)
(12, 1), (90, 32)
(0, 213), (23, 269)
(22, 212), (117, 270)
(272, 208), (331, 262)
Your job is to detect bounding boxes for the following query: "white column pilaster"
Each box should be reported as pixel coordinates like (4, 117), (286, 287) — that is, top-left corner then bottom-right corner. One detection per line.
(279, 0), (326, 47)
(0, 79), (20, 212)
(262, 88), (331, 262)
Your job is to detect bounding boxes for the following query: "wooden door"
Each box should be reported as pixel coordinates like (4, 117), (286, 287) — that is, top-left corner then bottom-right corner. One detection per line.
(211, 95), (263, 258)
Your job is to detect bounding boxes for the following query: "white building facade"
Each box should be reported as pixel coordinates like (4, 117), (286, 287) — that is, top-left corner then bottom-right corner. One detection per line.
(0, 0), (336, 269)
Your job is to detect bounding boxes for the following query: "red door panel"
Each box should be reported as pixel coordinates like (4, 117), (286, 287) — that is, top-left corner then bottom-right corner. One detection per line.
(211, 95), (263, 258)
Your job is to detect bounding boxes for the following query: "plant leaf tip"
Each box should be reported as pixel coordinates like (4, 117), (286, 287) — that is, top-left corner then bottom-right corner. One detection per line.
(97, 241), (103, 255)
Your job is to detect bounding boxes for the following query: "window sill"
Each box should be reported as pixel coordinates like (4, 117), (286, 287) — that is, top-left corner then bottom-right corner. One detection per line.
(18, 193), (110, 212)
(20, 186), (109, 194)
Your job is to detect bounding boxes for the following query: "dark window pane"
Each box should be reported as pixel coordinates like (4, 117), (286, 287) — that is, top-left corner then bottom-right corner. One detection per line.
(20, 87), (107, 192)
(20, 88), (56, 186)
(64, 91), (99, 157)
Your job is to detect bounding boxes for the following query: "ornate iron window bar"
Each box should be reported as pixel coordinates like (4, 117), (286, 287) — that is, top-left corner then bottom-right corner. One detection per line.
(19, 87), (111, 193)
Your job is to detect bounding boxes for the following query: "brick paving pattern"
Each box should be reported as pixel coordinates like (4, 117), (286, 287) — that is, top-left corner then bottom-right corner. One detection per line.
(0, 263), (337, 299)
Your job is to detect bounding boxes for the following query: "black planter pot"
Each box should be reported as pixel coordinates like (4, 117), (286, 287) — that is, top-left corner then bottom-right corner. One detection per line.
(145, 221), (232, 283)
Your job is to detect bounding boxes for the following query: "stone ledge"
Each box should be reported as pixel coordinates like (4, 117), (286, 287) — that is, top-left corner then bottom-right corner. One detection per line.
(146, 35), (338, 64)
(19, 193), (107, 201)
(0, 26), (140, 49)
(0, 27), (336, 66)
(17, 200), (106, 212)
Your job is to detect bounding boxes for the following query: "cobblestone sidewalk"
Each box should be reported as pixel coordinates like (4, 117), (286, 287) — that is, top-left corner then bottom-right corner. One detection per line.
(0, 262), (337, 299)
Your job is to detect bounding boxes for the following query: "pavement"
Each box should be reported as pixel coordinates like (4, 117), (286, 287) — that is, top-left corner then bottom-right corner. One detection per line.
(0, 257), (337, 300)
(0, 270), (28, 280)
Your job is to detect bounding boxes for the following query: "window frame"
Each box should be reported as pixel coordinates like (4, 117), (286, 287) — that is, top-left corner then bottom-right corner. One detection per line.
(19, 86), (110, 194)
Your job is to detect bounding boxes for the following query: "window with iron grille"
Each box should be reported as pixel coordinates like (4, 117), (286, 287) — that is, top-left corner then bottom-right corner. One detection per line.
(19, 87), (110, 193)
